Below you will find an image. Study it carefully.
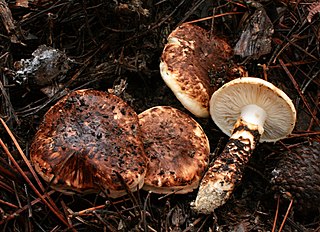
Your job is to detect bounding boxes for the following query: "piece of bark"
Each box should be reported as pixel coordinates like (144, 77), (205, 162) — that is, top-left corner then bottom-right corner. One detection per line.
(234, 7), (274, 59)
(0, 0), (23, 43)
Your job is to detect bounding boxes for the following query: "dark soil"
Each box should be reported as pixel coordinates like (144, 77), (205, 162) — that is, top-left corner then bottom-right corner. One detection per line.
(0, 0), (319, 231)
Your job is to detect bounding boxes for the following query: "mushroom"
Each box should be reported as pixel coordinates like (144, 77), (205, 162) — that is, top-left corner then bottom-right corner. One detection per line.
(30, 89), (148, 198)
(138, 106), (210, 194)
(160, 23), (240, 118)
(193, 77), (296, 214)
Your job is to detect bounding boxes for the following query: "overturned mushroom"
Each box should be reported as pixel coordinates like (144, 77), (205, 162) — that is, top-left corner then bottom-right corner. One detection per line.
(160, 23), (241, 118)
(193, 77), (296, 214)
(138, 106), (210, 194)
(30, 89), (148, 198)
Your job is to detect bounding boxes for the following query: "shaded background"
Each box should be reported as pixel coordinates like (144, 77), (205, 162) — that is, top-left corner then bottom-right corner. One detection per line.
(0, 0), (319, 231)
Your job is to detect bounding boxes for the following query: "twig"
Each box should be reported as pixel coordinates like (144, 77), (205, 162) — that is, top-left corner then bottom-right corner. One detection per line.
(307, 91), (319, 131)
(0, 137), (69, 227)
(60, 200), (74, 228)
(269, 18), (306, 65)
(70, 204), (107, 217)
(196, 215), (210, 232)
(0, 198), (18, 209)
(271, 195), (280, 232)
(185, 11), (243, 24)
(0, 190), (55, 224)
(282, 35), (319, 61)
(142, 191), (151, 232)
(287, 131), (320, 138)
(178, 0), (207, 25)
(20, 1), (69, 26)
(279, 59), (320, 127)
(268, 60), (316, 69)
(0, 76), (20, 124)
(278, 198), (294, 232)
(123, 0), (187, 43)
(0, 179), (14, 193)
(182, 215), (205, 232)
(24, 184), (33, 218)
(0, 118), (44, 191)
(0, 118), (64, 215)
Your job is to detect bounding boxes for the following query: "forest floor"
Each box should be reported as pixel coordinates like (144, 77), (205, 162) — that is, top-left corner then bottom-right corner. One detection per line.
(0, 0), (319, 231)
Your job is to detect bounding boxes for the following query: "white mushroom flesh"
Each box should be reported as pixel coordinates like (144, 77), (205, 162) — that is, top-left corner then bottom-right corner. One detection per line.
(240, 104), (267, 135)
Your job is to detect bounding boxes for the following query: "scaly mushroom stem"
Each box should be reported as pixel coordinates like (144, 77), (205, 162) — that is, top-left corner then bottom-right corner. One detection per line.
(200, 77), (297, 213)
(193, 117), (262, 214)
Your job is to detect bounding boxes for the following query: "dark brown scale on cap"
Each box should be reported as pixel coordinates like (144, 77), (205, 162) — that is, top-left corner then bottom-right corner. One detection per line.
(138, 106), (210, 194)
(30, 89), (148, 198)
(271, 140), (320, 211)
(160, 23), (241, 118)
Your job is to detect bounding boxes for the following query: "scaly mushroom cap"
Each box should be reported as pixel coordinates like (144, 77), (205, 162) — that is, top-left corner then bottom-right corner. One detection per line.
(138, 106), (210, 194)
(209, 77), (296, 142)
(160, 23), (233, 118)
(30, 89), (148, 198)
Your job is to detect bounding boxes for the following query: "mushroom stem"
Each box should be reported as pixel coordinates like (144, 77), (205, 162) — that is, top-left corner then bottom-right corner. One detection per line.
(193, 117), (261, 214)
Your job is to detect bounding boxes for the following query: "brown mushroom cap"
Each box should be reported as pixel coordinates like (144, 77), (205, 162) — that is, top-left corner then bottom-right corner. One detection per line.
(138, 106), (210, 194)
(160, 23), (233, 118)
(30, 89), (148, 198)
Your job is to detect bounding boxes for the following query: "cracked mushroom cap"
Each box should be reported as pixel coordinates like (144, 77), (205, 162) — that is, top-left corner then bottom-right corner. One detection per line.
(160, 23), (233, 118)
(209, 77), (296, 142)
(138, 106), (210, 194)
(30, 89), (148, 198)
